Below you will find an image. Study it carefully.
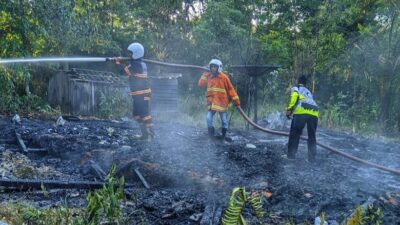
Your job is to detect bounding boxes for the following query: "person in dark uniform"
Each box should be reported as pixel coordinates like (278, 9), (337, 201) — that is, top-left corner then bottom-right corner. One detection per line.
(286, 75), (319, 162)
(114, 42), (154, 141)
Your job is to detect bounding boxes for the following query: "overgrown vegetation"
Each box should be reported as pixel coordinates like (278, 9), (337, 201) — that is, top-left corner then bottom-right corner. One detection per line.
(344, 204), (382, 225)
(98, 90), (131, 119)
(0, 67), (59, 115)
(0, 165), (126, 225)
(1, 0), (400, 134)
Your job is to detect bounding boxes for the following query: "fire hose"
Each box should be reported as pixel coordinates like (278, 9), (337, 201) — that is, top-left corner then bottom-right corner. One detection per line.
(131, 58), (400, 176)
(235, 106), (400, 176)
(2, 56), (400, 176)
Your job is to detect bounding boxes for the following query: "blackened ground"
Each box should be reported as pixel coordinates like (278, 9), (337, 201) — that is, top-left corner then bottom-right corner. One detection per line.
(0, 115), (399, 224)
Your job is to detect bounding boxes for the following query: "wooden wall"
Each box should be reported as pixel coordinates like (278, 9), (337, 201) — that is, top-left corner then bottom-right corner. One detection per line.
(48, 69), (180, 116)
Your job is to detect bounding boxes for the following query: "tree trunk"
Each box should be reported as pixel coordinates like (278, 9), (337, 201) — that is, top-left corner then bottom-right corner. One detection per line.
(378, 74), (391, 131)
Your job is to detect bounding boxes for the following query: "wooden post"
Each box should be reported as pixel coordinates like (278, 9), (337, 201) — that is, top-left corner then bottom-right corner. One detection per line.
(253, 76), (258, 123)
(246, 77), (252, 131)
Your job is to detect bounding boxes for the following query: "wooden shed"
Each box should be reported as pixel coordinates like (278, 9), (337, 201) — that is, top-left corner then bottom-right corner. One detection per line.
(48, 68), (181, 116)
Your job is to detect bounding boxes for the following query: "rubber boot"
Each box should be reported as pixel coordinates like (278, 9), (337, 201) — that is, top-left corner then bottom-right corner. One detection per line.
(132, 124), (149, 141)
(221, 128), (227, 138)
(145, 126), (154, 142)
(208, 127), (215, 138)
(215, 128), (227, 140)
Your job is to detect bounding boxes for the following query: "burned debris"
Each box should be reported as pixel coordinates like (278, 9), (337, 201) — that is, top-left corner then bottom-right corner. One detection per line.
(0, 115), (400, 224)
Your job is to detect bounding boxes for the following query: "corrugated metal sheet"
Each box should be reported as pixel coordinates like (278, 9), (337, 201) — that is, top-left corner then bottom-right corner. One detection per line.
(150, 73), (181, 112)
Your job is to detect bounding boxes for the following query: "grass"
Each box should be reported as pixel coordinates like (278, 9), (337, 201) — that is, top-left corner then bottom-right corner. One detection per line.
(0, 165), (126, 225)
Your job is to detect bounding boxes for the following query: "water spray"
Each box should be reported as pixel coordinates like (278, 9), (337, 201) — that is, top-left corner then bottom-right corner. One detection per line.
(0, 57), (208, 70)
(0, 57), (107, 64)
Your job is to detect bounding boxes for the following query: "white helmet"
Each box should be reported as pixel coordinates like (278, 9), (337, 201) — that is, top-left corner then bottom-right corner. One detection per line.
(209, 59), (223, 73)
(127, 42), (144, 59)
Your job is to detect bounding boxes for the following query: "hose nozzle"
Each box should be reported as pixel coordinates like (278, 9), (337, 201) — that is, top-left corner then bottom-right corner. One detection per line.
(106, 57), (130, 63)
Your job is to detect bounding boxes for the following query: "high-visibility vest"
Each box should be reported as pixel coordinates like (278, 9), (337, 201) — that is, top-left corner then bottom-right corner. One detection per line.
(287, 84), (319, 117)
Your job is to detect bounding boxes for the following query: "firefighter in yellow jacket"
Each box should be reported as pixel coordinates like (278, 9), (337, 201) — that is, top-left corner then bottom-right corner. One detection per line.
(114, 42), (154, 141)
(198, 59), (240, 139)
(286, 75), (319, 162)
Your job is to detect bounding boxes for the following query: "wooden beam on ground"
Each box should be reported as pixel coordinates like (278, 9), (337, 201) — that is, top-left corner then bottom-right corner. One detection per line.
(0, 138), (15, 144)
(26, 148), (47, 153)
(90, 160), (106, 180)
(134, 168), (150, 189)
(116, 158), (160, 176)
(200, 202), (222, 225)
(0, 178), (134, 191)
(15, 132), (27, 153)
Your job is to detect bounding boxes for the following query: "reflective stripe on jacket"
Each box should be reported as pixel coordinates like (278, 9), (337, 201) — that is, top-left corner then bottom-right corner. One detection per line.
(198, 71), (240, 112)
(123, 59), (151, 96)
(287, 84), (319, 117)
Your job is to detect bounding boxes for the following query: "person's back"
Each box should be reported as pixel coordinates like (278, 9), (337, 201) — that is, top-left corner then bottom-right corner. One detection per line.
(286, 75), (319, 162)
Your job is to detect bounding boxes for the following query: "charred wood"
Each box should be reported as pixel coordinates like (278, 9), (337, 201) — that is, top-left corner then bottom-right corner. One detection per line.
(212, 206), (223, 225)
(15, 132), (27, 153)
(62, 115), (81, 121)
(200, 202), (221, 225)
(0, 178), (133, 191)
(134, 168), (150, 189)
(0, 138), (15, 144)
(26, 148), (47, 153)
(90, 160), (106, 180)
(116, 158), (160, 176)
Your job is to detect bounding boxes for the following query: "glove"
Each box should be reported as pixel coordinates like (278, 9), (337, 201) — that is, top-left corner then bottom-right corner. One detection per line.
(286, 110), (292, 119)
(203, 72), (211, 78)
(234, 100), (240, 106)
(108, 57), (121, 64)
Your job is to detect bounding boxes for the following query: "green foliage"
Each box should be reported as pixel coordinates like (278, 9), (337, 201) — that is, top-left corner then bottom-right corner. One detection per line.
(345, 205), (382, 225)
(221, 187), (267, 225)
(24, 205), (75, 225)
(98, 90), (131, 119)
(0, 1), (47, 57)
(0, 66), (58, 114)
(319, 86), (380, 133)
(222, 187), (247, 225)
(84, 164), (125, 225)
(347, 207), (364, 225)
(319, 212), (325, 225)
(192, 0), (253, 65)
(1, 0), (400, 134)
(0, 164), (126, 225)
(364, 204), (382, 225)
(259, 29), (292, 66)
(284, 218), (296, 225)
(249, 192), (267, 219)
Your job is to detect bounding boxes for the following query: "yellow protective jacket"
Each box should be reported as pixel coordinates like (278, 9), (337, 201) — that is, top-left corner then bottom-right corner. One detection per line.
(287, 84), (319, 117)
(198, 71), (240, 112)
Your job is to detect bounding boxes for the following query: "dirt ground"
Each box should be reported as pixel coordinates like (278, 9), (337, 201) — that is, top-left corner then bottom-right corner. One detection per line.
(0, 114), (399, 224)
